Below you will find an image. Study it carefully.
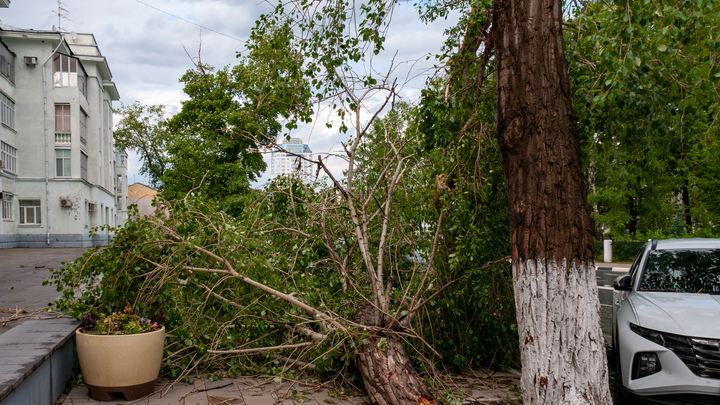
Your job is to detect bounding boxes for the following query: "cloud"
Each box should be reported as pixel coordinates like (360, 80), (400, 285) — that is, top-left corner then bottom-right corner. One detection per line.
(1, 0), (453, 188)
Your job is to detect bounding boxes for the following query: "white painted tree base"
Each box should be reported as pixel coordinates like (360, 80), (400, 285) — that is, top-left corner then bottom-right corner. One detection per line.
(513, 259), (612, 405)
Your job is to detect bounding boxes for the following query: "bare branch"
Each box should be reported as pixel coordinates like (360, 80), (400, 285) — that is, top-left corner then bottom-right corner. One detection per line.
(272, 354), (317, 370)
(183, 170), (210, 202)
(262, 227), (312, 238)
(183, 265), (231, 275)
(207, 342), (314, 355)
(197, 282), (246, 310)
(400, 277), (464, 327)
(282, 323), (327, 341)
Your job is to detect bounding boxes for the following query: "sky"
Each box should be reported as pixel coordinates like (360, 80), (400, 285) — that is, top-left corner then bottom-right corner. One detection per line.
(0, 0), (455, 187)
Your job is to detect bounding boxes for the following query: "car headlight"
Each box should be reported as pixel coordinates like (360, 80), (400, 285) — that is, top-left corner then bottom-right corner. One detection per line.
(630, 323), (665, 346)
(632, 352), (662, 379)
(628, 324), (664, 379)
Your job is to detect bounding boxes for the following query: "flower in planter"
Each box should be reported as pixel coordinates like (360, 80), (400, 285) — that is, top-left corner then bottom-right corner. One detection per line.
(80, 308), (165, 335)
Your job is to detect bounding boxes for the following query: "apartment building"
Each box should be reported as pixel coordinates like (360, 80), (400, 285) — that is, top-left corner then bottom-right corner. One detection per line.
(0, 25), (127, 248)
(270, 138), (313, 179)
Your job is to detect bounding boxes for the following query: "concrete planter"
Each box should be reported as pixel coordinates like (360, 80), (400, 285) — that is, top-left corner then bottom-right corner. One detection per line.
(75, 326), (165, 401)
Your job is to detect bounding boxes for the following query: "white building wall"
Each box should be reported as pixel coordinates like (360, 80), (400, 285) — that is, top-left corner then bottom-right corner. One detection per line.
(0, 28), (126, 248)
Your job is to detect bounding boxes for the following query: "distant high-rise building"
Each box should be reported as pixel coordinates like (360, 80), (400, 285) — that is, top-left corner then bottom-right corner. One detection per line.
(270, 138), (313, 179)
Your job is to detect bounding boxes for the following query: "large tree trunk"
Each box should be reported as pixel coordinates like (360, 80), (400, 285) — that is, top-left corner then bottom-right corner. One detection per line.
(492, 0), (612, 403)
(354, 302), (439, 405)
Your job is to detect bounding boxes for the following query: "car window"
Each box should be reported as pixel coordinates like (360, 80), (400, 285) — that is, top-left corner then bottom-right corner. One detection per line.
(639, 249), (720, 293)
(629, 246), (646, 286)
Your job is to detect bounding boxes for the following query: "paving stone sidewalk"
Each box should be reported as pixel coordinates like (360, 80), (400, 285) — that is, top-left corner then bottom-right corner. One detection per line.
(59, 371), (521, 405)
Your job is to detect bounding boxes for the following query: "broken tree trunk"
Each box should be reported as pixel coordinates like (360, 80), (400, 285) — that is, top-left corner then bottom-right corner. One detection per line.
(354, 302), (439, 405)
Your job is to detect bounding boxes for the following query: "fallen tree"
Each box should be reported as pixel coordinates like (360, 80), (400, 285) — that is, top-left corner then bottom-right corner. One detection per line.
(51, 83), (453, 405)
(50, 4), (520, 404)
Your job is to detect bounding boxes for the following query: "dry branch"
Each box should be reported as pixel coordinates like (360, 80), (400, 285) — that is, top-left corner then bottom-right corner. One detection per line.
(207, 342), (314, 355)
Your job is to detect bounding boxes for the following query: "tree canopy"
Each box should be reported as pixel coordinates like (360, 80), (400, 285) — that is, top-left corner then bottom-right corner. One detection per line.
(568, 0), (720, 238)
(115, 25), (312, 215)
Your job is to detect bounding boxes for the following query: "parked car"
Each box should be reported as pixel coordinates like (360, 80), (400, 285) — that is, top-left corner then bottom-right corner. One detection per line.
(613, 238), (720, 404)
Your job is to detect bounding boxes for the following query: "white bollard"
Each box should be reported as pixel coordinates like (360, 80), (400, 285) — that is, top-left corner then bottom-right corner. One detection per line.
(603, 239), (612, 263)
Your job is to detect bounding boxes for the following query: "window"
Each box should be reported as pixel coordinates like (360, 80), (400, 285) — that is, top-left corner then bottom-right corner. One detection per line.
(1, 193), (12, 220)
(19, 199), (41, 225)
(629, 246), (647, 287)
(55, 104), (71, 133)
(53, 54), (87, 96)
(78, 70), (87, 98)
(56, 149), (71, 177)
(81, 152), (88, 181)
(0, 41), (15, 84)
(640, 249), (720, 293)
(1, 93), (14, 129)
(1, 141), (17, 173)
(80, 109), (88, 144)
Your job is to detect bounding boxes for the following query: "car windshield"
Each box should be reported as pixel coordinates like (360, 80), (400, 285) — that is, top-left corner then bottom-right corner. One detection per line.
(640, 249), (720, 293)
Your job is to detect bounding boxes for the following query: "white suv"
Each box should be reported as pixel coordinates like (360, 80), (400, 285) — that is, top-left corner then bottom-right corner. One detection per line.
(613, 238), (720, 404)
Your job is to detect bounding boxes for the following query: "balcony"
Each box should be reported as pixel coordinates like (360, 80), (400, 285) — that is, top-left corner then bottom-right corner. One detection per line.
(55, 132), (71, 144)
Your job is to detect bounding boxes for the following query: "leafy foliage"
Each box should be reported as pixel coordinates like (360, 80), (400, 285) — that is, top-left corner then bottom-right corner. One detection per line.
(411, 0), (518, 368)
(415, 76), (518, 368)
(78, 0), (523, 390)
(113, 103), (170, 189)
(567, 0), (720, 237)
(49, 197), (362, 380)
(114, 25), (312, 216)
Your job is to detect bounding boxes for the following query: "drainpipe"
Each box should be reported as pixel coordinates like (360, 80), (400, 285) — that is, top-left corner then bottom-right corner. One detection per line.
(42, 34), (65, 245)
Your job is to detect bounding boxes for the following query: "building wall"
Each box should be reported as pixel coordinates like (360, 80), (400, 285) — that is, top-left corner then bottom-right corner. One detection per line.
(115, 152), (128, 225)
(270, 138), (313, 179)
(0, 28), (126, 248)
(127, 183), (158, 218)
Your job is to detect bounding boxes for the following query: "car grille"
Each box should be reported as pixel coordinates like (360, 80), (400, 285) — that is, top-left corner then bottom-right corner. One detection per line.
(641, 393), (720, 405)
(646, 329), (720, 379)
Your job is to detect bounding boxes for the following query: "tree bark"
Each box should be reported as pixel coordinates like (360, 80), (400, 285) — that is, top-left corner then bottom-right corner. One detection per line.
(683, 179), (692, 229)
(354, 302), (439, 405)
(628, 196), (637, 237)
(492, 0), (612, 403)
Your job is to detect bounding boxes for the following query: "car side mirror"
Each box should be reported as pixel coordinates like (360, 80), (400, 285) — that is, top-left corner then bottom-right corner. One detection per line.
(614, 274), (633, 291)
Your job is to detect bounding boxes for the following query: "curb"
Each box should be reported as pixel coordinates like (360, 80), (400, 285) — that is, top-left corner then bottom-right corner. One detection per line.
(596, 266), (630, 273)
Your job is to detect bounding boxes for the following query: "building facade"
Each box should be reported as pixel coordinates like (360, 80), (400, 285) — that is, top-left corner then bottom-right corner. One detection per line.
(0, 26), (127, 248)
(270, 138), (313, 179)
(127, 182), (158, 218)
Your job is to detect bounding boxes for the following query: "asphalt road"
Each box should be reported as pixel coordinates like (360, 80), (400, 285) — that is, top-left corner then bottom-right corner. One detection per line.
(596, 263), (632, 342)
(0, 248), (87, 336)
